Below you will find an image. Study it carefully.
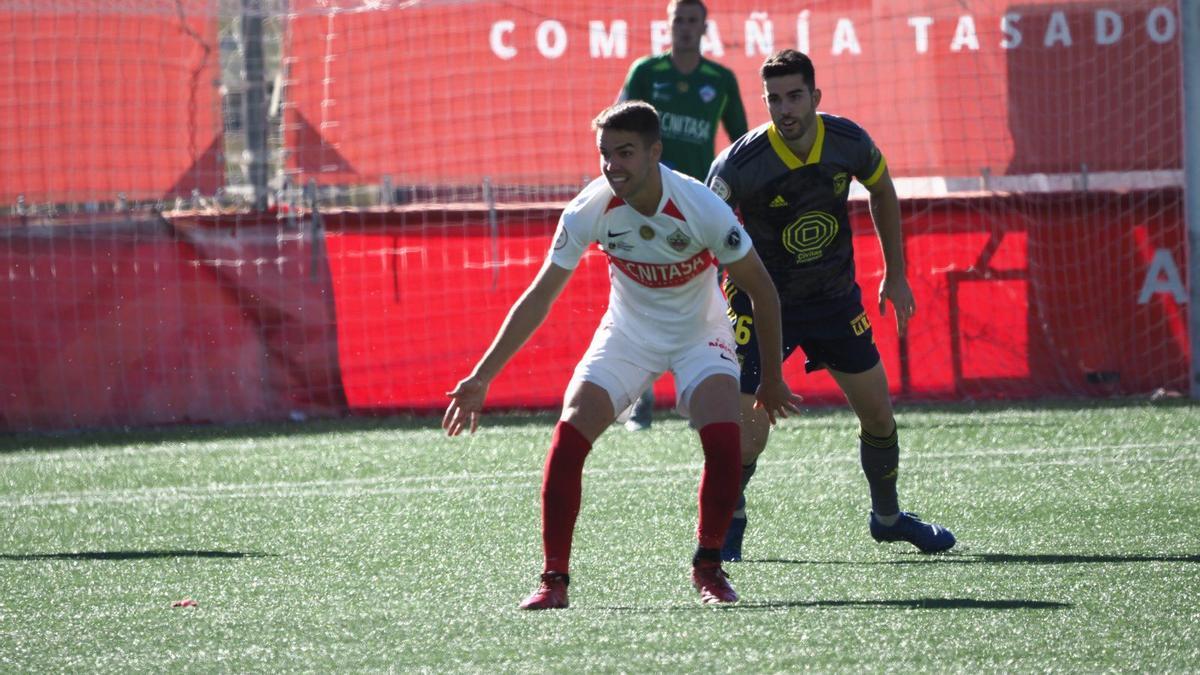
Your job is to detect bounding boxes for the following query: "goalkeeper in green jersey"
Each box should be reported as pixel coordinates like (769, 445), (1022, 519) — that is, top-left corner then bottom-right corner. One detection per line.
(617, 0), (748, 430)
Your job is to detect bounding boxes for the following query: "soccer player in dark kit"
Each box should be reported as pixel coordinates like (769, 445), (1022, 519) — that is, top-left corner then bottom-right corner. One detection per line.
(707, 49), (956, 561)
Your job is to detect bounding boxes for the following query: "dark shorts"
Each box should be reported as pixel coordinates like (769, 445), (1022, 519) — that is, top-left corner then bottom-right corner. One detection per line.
(728, 288), (881, 395)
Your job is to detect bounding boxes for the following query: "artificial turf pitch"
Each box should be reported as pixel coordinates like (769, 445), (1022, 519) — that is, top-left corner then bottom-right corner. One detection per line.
(1, 401), (1197, 671)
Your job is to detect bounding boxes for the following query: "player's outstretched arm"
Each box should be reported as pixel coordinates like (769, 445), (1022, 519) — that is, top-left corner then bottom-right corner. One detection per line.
(443, 259), (574, 436)
(723, 249), (803, 424)
(866, 169), (916, 336)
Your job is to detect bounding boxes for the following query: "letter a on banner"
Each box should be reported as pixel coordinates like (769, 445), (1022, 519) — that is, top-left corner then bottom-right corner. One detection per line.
(1138, 249), (1187, 304)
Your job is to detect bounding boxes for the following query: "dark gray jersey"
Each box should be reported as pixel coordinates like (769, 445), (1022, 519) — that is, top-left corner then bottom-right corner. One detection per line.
(707, 113), (886, 317)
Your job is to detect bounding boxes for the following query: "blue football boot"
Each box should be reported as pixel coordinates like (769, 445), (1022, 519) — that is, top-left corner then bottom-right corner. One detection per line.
(869, 511), (956, 553)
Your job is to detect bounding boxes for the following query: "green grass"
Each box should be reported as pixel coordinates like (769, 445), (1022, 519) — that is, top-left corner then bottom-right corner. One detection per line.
(2, 401), (1198, 672)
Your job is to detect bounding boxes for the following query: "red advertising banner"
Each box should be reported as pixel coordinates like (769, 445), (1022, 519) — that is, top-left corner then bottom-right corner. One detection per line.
(0, 1), (223, 204)
(0, 189), (1186, 431)
(0, 217), (344, 430)
(322, 192), (1187, 413)
(284, 0), (1181, 186)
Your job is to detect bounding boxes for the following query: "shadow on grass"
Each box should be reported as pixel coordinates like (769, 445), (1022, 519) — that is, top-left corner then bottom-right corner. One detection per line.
(0, 549), (273, 561)
(593, 597), (1069, 612)
(747, 552), (1200, 565)
(739, 597), (1071, 610)
(961, 553), (1200, 564)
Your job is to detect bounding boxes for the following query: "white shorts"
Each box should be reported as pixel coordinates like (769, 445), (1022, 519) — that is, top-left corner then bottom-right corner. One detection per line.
(567, 319), (740, 421)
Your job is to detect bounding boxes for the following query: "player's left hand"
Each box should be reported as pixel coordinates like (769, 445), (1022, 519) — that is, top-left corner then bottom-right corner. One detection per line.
(879, 275), (916, 337)
(753, 379), (804, 425)
(443, 376), (489, 436)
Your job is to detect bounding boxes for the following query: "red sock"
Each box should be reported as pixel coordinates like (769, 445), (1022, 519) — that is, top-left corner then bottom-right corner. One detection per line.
(696, 422), (742, 549)
(540, 421), (592, 574)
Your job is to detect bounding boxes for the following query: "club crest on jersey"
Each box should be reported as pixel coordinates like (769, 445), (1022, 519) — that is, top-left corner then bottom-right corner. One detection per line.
(667, 228), (691, 252)
(833, 172), (849, 196)
(699, 85), (716, 103)
(725, 227), (742, 249)
(639, 225), (655, 240)
(709, 177), (731, 202)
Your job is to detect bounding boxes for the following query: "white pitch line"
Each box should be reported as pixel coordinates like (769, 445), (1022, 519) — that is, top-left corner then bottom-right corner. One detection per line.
(908, 440), (1199, 461)
(2, 432), (1190, 470)
(0, 430), (455, 466)
(1, 433), (1192, 469)
(1, 442), (1196, 509)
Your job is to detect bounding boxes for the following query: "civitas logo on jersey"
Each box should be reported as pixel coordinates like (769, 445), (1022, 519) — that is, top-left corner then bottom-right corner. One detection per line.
(661, 112), (712, 143)
(607, 250), (715, 288)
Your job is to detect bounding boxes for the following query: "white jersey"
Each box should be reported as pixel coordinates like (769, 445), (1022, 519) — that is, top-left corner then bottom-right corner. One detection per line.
(550, 164), (753, 352)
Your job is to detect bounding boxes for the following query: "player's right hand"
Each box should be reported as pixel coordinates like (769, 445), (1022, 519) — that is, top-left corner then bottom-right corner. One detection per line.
(443, 376), (489, 436)
(878, 275), (916, 337)
(753, 379), (803, 425)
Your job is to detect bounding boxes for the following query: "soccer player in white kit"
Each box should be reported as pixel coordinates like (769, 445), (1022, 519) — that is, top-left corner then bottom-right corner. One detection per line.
(443, 101), (801, 609)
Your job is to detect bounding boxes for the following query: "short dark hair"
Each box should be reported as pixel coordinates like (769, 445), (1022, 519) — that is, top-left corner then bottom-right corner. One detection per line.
(760, 49), (816, 90)
(592, 101), (662, 146)
(668, 0), (707, 20)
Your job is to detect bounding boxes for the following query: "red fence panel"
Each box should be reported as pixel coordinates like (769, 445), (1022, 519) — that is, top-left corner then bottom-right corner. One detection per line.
(0, 190), (1186, 431)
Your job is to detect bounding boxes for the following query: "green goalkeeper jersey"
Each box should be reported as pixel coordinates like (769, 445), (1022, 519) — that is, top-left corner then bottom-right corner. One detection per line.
(619, 53), (748, 181)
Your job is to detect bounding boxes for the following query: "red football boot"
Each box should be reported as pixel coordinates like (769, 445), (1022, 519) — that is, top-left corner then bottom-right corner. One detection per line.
(691, 561), (738, 604)
(518, 572), (569, 610)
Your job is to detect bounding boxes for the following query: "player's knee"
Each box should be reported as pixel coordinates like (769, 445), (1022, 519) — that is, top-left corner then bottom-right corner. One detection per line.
(858, 411), (896, 440)
(741, 439), (767, 463)
(739, 422), (770, 461)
